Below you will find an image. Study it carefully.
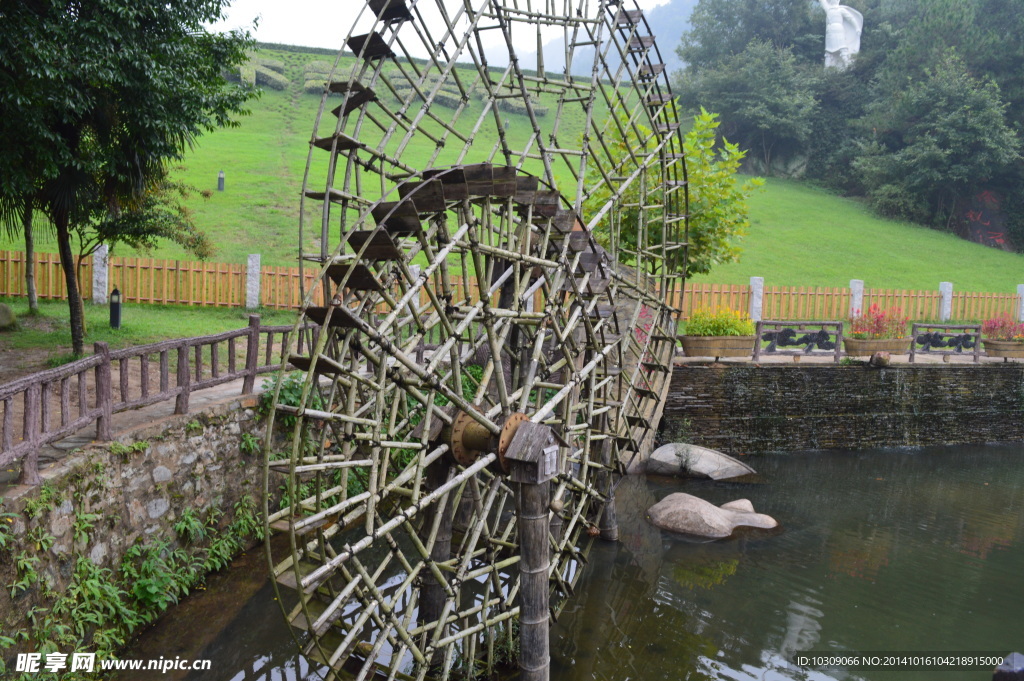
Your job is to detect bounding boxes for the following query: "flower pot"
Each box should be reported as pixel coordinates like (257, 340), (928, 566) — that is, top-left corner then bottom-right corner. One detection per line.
(982, 339), (1024, 358)
(680, 335), (756, 359)
(843, 337), (911, 357)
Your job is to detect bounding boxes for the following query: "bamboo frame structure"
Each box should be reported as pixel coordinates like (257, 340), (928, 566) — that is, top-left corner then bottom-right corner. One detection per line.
(262, 1), (689, 679)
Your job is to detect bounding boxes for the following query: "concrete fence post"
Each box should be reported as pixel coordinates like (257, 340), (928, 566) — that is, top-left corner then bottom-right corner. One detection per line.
(749, 276), (764, 322)
(92, 245), (109, 305)
(245, 254), (261, 310)
(1017, 285), (1024, 322)
(939, 282), (953, 321)
(850, 279), (865, 317)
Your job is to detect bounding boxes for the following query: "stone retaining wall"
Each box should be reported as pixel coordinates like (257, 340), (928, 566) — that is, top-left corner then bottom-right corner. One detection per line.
(663, 364), (1024, 454)
(0, 395), (267, 668)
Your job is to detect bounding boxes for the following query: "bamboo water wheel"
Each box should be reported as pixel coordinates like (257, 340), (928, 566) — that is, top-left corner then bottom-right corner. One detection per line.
(263, 0), (688, 678)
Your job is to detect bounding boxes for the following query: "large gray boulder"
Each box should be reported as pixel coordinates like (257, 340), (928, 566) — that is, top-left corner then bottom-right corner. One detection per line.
(0, 303), (16, 331)
(647, 493), (777, 539)
(647, 443), (756, 480)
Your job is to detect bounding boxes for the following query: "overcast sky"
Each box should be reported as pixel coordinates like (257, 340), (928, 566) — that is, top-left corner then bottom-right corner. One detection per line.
(209, 0), (672, 52)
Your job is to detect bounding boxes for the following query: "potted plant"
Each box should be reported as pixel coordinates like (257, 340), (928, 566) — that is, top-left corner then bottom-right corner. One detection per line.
(844, 304), (911, 356)
(680, 308), (757, 359)
(981, 313), (1024, 359)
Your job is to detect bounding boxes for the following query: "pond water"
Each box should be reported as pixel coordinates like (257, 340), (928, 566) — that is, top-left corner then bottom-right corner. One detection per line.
(121, 444), (1024, 681)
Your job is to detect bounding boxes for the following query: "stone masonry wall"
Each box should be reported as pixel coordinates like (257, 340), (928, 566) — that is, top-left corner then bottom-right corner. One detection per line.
(663, 364), (1024, 454)
(0, 395), (266, 667)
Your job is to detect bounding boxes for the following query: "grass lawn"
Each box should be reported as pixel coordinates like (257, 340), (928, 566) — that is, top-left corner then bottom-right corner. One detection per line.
(0, 296), (295, 360)
(689, 178), (1024, 293)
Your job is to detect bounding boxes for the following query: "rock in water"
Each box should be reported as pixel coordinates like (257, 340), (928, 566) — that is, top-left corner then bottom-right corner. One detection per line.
(647, 443), (756, 480)
(647, 493), (777, 539)
(994, 652), (1024, 681)
(868, 351), (890, 367)
(0, 303), (16, 331)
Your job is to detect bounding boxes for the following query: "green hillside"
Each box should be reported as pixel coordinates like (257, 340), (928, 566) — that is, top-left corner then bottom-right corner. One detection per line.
(690, 179), (1024, 293)
(3, 44), (1023, 293)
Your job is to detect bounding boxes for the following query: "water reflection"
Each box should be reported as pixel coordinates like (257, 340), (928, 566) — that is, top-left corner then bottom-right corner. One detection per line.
(551, 445), (1024, 681)
(122, 445), (1024, 681)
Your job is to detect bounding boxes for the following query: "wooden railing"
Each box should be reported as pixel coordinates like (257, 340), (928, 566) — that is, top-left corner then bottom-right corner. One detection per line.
(0, 315), (304, 485)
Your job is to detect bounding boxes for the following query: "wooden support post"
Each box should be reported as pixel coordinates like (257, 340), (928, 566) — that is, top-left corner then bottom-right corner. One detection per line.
(596, 413), (618, 541)
(94, 342), (112, 441)
(175, 344), (190, 414)
(505, 421), (558, 681)
(517, 478), (550, 681)
(418, 459), (455, 669)
(242, 314), (260, 394)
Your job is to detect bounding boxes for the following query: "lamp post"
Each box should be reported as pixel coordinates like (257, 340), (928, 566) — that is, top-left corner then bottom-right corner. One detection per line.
(217, 170), (225, 191)
(110, 288), (122, 329)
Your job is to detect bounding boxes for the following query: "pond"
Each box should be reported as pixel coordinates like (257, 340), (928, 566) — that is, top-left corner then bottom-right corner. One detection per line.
(121, 444), (1024, 681)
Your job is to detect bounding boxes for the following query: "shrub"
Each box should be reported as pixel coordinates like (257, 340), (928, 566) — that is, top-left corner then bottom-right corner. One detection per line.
(305, 79), (328, 94)
(254, 57), (285, 73)
(849, 304), (909, 339)
(255, 66), (289, 90)
(684, 308), (755, 336)
(304, 60), (333, 76)
(981, 313), (1024, 342)
(239, 64), (256, 86)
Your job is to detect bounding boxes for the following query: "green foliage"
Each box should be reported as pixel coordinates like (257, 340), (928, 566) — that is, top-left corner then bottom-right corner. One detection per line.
(72, 512), (101, 545)
(79, 174), (215, 261)
(240, 432), (261, 456)
(53, 558), (143, 646)
(255, 66), (290, 91)
(584, 109), (761, 278)
(674, 0), (1024, 247)
(23, 483), (59, 519)
(109, 440), (149, 461)
(185, 420), (203, 435)
(258, 372), (323, 429)
(677, 40), (820, 174)
(677, 0), (820, 68)
(0, 503), (15, 550)
(232, 494), (265, 543)
(121, 541), (198, 613)
(26, 527), (55, 553)
(854, 52), (1020, 226)
(684, 308), (756, 336)
(173, 507), (207, 544)
(10, 551), (40, 595)
(685, 110), (765, 276)
(0, 0), (256, 354)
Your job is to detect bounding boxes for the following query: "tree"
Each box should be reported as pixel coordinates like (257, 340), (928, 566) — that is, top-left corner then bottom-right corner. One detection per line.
(684, 110), (765, 276)
(584, 109), (763, 278)
(853, 52), (1020, 226)
(677, 40), (820, 174)
(677, 0), (821, 69)
(0, 0), (254, 355)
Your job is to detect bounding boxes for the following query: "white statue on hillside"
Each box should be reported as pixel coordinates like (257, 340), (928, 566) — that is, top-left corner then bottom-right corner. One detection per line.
(819, 0), (863, 70)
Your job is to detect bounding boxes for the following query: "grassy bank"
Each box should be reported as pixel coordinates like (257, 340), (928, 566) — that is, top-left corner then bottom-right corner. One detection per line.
(0, 296), (295, 362)
(689, 178), (1024, 293)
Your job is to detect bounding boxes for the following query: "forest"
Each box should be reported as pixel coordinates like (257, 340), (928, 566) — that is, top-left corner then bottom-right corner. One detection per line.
(673, 0), (1024, 250)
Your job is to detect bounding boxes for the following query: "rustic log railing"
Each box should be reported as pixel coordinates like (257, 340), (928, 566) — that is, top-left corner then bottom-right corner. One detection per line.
(0, 315), (306, 486)
(908, 323), (982, 363)
(753, 320), (845, 363)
